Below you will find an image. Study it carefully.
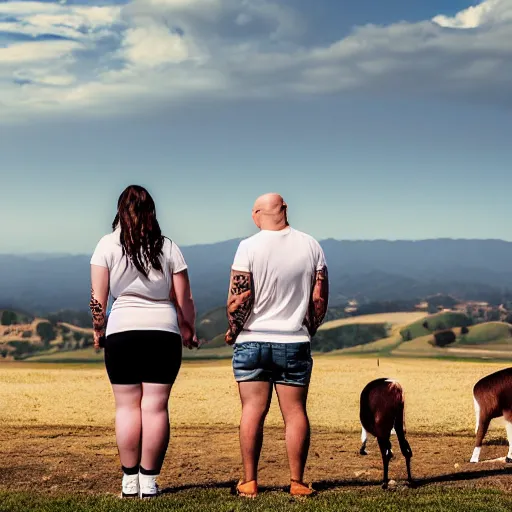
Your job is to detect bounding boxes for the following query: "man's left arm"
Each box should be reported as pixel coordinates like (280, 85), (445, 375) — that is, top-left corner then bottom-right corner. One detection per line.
(305, 266), (329, 337)
(225, 269), (254, 345)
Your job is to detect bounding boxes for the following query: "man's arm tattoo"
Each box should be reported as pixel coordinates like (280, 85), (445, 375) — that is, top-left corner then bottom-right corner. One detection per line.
(89, 288), (106, 332)
(306, 266), (329, 337)
(226, 271), (254, 340)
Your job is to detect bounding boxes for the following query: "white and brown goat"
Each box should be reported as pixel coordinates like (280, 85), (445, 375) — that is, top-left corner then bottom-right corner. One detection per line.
(359, 378), (413, 488)
(470, 367), (512, 463)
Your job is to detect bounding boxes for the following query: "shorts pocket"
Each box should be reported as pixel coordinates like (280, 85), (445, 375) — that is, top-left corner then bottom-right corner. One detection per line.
(233, 343), (261, 371)
(284, 343), (313, 382)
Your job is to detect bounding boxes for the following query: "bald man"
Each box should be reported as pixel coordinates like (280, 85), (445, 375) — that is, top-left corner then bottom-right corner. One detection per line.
(225, 193), (329, 497)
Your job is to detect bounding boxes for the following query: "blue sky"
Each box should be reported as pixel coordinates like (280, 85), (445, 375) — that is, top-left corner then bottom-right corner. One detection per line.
(0, 0), (511, 253)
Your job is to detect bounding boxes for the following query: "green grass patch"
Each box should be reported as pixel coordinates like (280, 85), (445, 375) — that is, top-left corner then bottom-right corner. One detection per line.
(312, 323), (389, 353)
(1, 488), (512, 512)
(400, 312), (471, 341)
(458, 322), (512, 346)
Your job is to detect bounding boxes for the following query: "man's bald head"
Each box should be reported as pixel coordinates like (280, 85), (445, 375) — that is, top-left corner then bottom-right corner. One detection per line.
(252, 193), (289, 230)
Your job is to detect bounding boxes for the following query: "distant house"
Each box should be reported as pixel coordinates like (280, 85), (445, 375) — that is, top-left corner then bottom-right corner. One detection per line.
(345, 299), (359, 315)
(454, 301), (499, 322)
(415, 301), (429, 311)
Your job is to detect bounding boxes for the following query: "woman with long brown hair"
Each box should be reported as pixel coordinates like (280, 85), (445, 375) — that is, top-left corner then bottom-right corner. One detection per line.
(89, 185), (197, 498)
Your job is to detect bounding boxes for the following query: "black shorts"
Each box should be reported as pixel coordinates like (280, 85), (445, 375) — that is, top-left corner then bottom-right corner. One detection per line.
(104, 330), (182, 385)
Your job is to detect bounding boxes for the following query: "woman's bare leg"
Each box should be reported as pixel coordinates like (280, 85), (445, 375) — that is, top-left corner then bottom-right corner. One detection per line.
(112, 384), (142, 469)
(140, 383), (173, 472)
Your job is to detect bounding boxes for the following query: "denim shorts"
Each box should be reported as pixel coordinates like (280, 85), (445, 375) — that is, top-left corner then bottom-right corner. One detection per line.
(232, 342), (313, 387)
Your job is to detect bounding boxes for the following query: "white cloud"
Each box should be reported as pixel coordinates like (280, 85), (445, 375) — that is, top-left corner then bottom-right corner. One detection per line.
(0, 40), (81, 63)
(432, 0), (506, 28)
(121, 22), (191, 67)
(0, 0), (511, 122)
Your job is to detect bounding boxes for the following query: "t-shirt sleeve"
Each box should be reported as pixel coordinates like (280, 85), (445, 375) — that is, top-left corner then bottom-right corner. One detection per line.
(231, 241), (251, 272)
(315, 241), (327, 271)
(170, 242), (188, 274)
(90, 236), (110, 268)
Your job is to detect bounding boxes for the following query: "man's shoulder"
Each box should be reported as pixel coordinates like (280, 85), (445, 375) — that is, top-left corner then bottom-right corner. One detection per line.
(237, 232), (264, 247)
(290, 228), (322, 248)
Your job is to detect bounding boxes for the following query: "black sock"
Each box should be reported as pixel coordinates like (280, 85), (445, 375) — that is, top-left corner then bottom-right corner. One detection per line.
(139, 466), (160, 476)
(122, 464), (139, 476)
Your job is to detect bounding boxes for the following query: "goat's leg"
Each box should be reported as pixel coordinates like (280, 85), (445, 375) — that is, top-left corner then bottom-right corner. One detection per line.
(360, 426), (368, 455)
(504, 413), (512, 463)
(394, 409), (414, 486)
(470, 415), (490, 463)
(377, 437), (392, 489)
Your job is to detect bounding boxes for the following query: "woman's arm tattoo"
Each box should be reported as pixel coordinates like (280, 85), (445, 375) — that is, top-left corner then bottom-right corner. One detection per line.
(89, 288), (106, 332)
(226, 271), (254, 340)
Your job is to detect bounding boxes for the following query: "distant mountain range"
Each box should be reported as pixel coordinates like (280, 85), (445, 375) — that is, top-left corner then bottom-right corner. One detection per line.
(1, 238), (512, 315)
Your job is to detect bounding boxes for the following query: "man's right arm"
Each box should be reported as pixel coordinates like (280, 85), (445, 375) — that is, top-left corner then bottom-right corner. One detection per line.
(305, 266), (329, 337)
(225, 269), (254, 345)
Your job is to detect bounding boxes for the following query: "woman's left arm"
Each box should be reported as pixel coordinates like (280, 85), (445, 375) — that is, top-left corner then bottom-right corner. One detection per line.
(90, 264), (109, 349)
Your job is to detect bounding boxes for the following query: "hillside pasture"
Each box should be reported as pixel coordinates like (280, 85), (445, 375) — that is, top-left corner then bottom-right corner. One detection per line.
(0, 319), (94, 360)
(319, 312), (428, 331)
(458, 322), (512, 346)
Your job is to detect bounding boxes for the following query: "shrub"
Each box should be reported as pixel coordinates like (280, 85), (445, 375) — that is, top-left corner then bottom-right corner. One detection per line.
(433, 329), (456, 347)
(401, 330), (412, 342)
(7, 340), (38, 359)
(73, 331), (82, 342)
(460, 325), (469, 335)
(422, 321), (429, 330)
(83, 335), (93, 347)
(1, 311), (18, 326)
(21, 330), (32, 339)
(36, 322), (56, 347)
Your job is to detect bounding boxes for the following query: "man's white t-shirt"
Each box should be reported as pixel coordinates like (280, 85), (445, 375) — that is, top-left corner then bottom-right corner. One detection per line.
(90, 228), (188, 337)
(231, 226), (327, 344)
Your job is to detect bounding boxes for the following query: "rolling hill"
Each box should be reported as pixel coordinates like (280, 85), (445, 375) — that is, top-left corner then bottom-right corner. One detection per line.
(399, 311), (472, 341)
(0, 315), (93, 360)
(338, 313), (512, 360)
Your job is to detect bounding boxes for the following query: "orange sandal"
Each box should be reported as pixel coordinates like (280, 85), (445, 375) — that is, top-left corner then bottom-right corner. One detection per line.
(290, 479), (316, 497)
(236, 480), (258, 498)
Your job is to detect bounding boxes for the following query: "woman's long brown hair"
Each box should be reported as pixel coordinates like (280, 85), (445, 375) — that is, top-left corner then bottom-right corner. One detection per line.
(112, 185), (165, 278)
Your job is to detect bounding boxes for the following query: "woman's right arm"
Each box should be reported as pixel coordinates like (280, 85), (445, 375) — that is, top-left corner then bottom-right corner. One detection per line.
(171, 270), (198, 348)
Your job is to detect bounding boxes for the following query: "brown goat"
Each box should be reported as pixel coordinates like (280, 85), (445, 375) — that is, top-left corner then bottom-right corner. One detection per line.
(359, 378), (413, 488)
(470, 367), (512, 463)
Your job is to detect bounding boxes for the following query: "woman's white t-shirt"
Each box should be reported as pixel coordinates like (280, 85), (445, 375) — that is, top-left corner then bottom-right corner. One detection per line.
(90, 228), (188, 337)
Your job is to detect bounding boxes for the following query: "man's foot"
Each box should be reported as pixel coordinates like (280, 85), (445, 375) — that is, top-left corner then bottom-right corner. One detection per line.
(121, 473), (139, 498)
(290, 480), (316, 497)
(236, 480), (258, 498)
(139, 473), (159, 499)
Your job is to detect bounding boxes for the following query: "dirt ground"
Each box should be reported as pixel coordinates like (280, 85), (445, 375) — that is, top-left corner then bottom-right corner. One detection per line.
(2, 426), (512, 496)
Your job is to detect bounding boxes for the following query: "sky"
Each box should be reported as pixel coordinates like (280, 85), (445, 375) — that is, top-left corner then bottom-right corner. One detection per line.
(1, 0), (511, 254)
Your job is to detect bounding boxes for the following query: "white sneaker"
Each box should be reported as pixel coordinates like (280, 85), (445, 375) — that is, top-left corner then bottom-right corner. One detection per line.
(139, 473), (159, 498)
(121, 473), (139, 498)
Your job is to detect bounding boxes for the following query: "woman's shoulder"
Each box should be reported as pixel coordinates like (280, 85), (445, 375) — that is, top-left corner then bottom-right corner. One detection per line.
(162, 236), (177, 257)
(97, 230), (120, 246)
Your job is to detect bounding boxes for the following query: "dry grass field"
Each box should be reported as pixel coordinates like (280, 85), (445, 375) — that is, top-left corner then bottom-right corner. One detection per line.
(2, 355), (512, 510)
(319, 312), (429, 331)
(1, 356), (506, 433)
